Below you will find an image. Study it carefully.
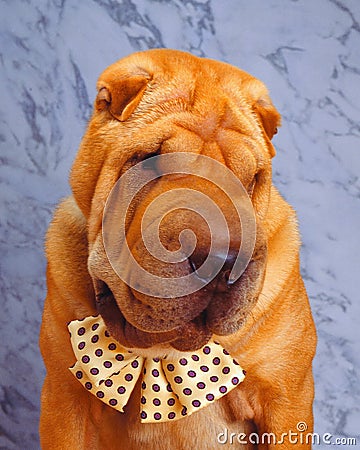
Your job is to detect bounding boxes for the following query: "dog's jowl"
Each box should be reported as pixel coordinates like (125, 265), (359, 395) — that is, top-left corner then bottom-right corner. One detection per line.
(40, 49), (316, 449)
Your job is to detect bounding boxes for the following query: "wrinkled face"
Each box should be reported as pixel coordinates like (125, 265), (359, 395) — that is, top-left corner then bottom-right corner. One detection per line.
(70, 50), (280, 351)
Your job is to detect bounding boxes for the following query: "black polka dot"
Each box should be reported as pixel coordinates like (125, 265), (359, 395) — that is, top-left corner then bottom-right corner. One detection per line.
(232, 377), (239, 385)
(212, 357), (220, 365)
(109, 398), (117, 406)
(167, 364), (175, 372)
(105, 331), (110, 337)
(142, 381), (146, 390)
(187, 370), (196, 378)
(222, 367), (230, 374)
(131, 360), (139, 369)
(206, 393), (215, 401)
(108, 343), (116, 351)
(78, 342), (85, 350)
(233, 359), (240, 366)
(167, 398), (175, 406)
(91, 323), (99, 331)
(141, 396), (146, 404)
(140, 411), (147, 419)
(152, 369), (159, 377)
(181, 406), (187, 416)
(118, 386), (126, 395)
(242, 369), (247, 375)
(200, 365), (209, 372)
(91, 335), (99, 343)
(76, 371), (83, 379)
(90, 368), (99, 376)
(153, 398), (161, 406)
(174, 376), (183, 384)
(197, 382), (206, 389)
(105, 379), (113, 387)
(116, 354), (124, 361)
(210, 375), (219, 382)
(95, 349), (103, 357)
(191, 355), (199, 361)
(179, 358), (188, 366)
(77, 327), (85, 336)
(85, 382), (92, 390)
(203, 346), (211, 355)
(152, 383), (160, 392)
(125, 374), (133, 382)
(183, 388), (192, 396)
(103, 361), (112, 369)
(192, 400), (201, 408)
(223, 349), (229, 355)
(166, 383), (173, 392)
(96, 391), (104, 398)
(219, 386), (227, 394)
(154, 412), (161, 420)
(81, 355), (90, 364)
(168, 412), (176, 419)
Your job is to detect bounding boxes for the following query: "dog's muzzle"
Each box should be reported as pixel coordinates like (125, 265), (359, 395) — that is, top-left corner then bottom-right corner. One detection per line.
(89, 154), (266, 351)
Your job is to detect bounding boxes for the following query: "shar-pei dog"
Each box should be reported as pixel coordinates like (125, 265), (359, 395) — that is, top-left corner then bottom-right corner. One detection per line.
(40, 49), (316, 449)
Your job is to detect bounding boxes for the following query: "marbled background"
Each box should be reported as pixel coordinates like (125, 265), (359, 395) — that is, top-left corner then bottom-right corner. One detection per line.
(0, 0), (359, 448)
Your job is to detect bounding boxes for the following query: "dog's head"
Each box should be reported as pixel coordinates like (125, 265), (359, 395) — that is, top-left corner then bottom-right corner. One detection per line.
(70, 49), (280, 352)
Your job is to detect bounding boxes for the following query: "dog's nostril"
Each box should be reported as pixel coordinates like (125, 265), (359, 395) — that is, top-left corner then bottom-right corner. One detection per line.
(223, 269), (232, 285)
(188, 253), (221, 281)
(189, 257), (197, 273)
(188, 247), (239, 285)
(222, 249), (238, 271)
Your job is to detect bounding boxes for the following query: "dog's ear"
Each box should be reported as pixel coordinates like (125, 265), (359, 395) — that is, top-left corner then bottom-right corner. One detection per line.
(96, 74), (150, 122)
(252, 95), (281, 141)
(243, 79), (281, 157)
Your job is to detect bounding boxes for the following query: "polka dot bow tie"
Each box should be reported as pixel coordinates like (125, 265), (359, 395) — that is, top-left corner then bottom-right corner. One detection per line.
(68, 316), (246, 423)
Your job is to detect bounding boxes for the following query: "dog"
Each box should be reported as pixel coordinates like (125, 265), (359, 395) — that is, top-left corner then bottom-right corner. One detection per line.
(39, 49), (316, 449)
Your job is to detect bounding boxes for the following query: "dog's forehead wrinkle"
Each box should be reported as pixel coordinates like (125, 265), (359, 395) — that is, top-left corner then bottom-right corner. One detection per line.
(142, 86), (259, 144)
(119, 60), (250, 127)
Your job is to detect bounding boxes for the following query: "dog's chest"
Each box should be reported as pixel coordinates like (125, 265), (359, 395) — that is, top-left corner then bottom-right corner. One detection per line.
(98, 387), (255, 450)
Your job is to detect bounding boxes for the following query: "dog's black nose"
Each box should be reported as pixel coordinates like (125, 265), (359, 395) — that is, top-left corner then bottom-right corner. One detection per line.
(188, 246), (239, 289)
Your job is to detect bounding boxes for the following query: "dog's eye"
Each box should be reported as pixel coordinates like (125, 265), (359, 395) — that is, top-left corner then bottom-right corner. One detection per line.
(142, 151), (160, 172)
(248, 172), (260, 197)
(248, 179), (256, 197)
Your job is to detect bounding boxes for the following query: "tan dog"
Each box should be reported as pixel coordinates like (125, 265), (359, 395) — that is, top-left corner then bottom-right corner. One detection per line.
(40, 49), (316, 449)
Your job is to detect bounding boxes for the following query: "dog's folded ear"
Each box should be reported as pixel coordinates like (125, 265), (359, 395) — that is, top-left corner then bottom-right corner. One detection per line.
(251, 96), (280, 159)
(242, 79), (281, 157)
(252, 95), (281, 141)
(96, 74), (150, 122)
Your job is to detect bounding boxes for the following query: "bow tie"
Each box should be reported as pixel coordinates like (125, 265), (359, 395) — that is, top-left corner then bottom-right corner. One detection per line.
(68, 316), (245, 423)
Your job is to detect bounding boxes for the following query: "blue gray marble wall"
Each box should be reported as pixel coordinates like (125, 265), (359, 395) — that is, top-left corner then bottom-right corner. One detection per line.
(1, 1), (359, 448)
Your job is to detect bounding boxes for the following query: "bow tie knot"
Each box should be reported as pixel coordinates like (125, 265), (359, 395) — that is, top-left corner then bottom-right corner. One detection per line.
(68, 316), (245, 423)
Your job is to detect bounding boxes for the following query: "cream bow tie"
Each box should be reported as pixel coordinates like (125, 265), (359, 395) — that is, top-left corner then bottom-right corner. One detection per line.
(68, 316), (245, 423)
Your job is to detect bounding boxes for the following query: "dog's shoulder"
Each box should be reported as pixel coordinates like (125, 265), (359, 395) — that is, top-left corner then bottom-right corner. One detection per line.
(46, 195), (87, 262)
(265, 185), (300, 245)
(45, 196), (94, 309)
